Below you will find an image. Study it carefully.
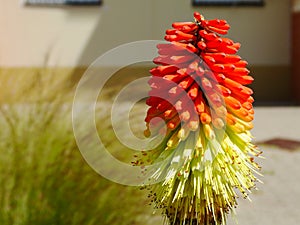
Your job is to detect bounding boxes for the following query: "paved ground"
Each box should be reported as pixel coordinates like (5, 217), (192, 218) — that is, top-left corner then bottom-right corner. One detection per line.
(226, 107), (300, 225)
(143, 107), (300, 225)
(252, 107), (300, 142)
(227, 145), (300, 225)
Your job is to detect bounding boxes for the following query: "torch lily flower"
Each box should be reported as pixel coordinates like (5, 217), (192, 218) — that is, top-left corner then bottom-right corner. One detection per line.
(137, 12), (262, 225)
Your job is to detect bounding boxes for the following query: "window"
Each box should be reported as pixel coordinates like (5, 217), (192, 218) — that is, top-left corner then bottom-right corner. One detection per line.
(23, 0), (102, 6)
(193, 0), (264, 6)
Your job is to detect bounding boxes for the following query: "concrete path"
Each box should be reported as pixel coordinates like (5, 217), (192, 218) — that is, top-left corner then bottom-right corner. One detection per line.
(144, 107), (300, 225)
(226, 107), (300, 225)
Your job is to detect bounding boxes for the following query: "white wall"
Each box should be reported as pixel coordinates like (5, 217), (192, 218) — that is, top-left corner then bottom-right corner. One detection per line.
(0, 1), (102, 66)
(0, 0), (291, 67)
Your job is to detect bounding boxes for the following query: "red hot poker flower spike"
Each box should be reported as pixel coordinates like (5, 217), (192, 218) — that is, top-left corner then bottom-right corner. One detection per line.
(138, 11), (262, 225)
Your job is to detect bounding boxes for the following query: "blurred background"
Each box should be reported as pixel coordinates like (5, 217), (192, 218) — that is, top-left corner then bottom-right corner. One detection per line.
(0, 0), (299, 225)
(1, 0), (299, 104)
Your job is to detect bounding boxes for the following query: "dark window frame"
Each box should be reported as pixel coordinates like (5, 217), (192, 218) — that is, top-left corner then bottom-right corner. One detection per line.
(23, 0), (102, 6)
(192, 0), (264, 6)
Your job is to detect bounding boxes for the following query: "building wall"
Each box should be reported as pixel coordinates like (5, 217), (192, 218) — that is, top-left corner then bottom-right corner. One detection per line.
(292, 0), (300, 103)
(0, 0), (291, 67)
(0, 0), (293, 103)
(294, 0), (300, 11)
